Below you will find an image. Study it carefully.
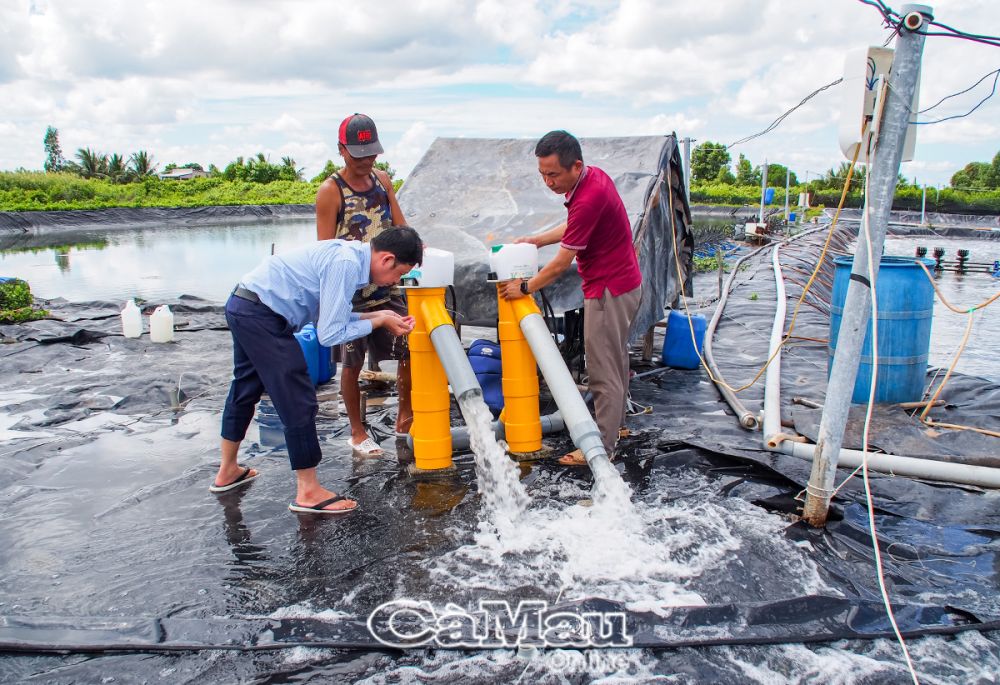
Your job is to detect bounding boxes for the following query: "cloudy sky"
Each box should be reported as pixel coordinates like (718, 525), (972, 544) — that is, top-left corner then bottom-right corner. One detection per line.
(1, 0), (997, 187)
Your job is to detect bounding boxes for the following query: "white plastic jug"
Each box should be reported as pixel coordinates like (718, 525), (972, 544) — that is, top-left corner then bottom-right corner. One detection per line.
(120, 299), (143, 338)
(150, 305), (174, 343)
(489, 243), (538, 280)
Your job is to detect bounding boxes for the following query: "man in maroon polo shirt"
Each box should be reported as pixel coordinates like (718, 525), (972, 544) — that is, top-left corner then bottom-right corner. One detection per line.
(500, 130), (642, 465)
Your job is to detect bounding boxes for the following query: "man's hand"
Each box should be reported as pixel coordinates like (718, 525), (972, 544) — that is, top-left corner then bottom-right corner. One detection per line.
(513, 235), (539, 246)
(375, 311), (415, 336)
(499, 279), (527, 301)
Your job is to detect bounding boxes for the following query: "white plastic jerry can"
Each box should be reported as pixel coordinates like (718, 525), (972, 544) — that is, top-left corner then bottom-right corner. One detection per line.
(120, 299), (143, 338)
(150, 305), (175, 343)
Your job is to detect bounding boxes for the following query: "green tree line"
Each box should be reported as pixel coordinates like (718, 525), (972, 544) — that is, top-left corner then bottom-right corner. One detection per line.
(687, 140), (1000, 214)
(0, 126), (402, 211)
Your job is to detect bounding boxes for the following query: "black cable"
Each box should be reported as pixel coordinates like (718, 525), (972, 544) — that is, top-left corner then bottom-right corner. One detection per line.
(727, 79), (843, 149)
(858, 0), (1000, 48)
(919, 67), (1000, 113)
(926, 19), (1000, 46)
(913, 68), (1000, 124)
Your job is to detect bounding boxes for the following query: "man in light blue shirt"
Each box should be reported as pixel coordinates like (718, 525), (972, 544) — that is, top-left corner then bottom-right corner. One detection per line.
(212, 227), (421, 514)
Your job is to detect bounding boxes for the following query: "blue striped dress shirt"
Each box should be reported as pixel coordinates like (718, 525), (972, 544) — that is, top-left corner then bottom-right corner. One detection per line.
(241, 240), (374, 348)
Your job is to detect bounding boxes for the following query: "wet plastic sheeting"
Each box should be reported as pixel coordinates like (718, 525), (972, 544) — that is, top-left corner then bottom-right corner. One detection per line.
(398, 136), (693, 339)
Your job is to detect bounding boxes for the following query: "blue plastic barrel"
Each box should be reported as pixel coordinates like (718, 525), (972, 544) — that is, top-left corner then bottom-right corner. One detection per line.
(829, 256), (934, 404)
(764, 187), (775, 204)
(294, 323), (334, 387)
(789, 212), (797, 222)
(662, 310), (706, 369)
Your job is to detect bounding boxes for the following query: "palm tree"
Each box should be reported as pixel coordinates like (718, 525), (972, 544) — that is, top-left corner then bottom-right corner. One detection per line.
(129, 150), (157, 179)
(281, 156), (304, 181)
(107, 153), (127, 183)
(75, 147), (108, 179)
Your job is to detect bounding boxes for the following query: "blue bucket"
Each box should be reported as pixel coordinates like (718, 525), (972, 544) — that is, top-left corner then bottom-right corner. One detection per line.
(829, 256), (934, 404)
(662, 310), (706, 370)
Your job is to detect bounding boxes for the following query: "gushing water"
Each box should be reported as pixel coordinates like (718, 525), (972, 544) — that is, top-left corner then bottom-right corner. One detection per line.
(457, 393), (529, 539)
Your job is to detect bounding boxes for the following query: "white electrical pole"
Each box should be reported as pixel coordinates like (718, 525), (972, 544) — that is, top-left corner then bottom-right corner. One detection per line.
(759, 159), (768, 224)
(803, 4), (932, 527)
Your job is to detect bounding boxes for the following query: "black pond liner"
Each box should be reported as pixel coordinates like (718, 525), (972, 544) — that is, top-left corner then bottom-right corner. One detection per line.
(1, 237), (1000, 681)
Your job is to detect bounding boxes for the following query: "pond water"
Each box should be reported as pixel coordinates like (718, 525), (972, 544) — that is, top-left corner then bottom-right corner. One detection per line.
(0, 220), (318, 304)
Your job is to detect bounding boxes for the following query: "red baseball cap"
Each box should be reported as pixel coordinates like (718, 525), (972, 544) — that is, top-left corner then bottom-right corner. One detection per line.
(338, 113), (384, 157)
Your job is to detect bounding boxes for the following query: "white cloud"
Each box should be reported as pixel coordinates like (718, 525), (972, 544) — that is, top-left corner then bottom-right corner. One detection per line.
(389, 121), (436, 180)
(1, 0), (999, 186)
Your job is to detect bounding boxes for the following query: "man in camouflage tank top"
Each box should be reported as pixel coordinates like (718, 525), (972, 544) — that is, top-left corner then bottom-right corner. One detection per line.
(316, 113), (412, 455)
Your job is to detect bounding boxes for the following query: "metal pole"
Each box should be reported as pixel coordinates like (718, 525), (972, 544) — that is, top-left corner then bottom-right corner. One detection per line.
(921, 185), (927, 225)
(784, 168), (791, 221)
(759, 159), (768, 223)
(682, 137), (693, 206)
(802, 3), (932, 527)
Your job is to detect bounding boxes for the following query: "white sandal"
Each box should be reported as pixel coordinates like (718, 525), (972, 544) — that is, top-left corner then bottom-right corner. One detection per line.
(348, 436), (383, 456)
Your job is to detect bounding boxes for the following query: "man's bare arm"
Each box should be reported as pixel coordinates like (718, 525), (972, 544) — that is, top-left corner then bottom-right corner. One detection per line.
(315, 178), (342, 240)
(376, 169), (407, 226)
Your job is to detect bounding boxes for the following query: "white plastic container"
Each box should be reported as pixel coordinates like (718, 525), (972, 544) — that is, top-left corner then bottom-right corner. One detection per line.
(150, 305), (174, 343)
(489, 243), (538, 280)
(120, 299), (143, 338)
(400, 247), (454, 288)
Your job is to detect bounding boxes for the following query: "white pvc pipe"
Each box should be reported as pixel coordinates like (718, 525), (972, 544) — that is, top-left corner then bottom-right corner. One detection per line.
(779, 439), (1000, 488)
(518, 312), (620, 485)
(428, 324), (482, 402)
(763, 245), (787, 441)
(407, 413), (566, 451)
(762, 239), (1000, 489)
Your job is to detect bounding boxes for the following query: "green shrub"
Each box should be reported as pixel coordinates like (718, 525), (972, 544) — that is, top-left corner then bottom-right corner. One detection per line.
(0, 278), (49, 324)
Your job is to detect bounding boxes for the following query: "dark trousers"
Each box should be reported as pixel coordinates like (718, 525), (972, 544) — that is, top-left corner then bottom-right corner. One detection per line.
(220, 294), (321, 470)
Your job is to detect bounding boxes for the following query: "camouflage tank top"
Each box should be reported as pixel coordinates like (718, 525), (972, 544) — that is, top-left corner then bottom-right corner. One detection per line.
(332, 172), (396, 308)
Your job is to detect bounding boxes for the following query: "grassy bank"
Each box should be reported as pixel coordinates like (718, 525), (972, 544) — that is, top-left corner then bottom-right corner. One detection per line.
(4, 171), (1000, 215)
(0, 171), (319, 211)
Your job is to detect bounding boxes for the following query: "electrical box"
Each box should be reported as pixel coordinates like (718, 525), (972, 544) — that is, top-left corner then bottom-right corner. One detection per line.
(838, 46), (919, 163)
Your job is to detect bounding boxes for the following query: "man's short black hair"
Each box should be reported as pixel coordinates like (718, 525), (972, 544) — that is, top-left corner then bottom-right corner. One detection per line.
(534, 130), (583, 170)
(371, 226), (423, 266)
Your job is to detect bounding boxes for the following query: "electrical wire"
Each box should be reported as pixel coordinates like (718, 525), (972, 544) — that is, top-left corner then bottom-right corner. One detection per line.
(858, 0), (1000, 48)
(858, 138), (921, 685)
(919, 66), (1000, 113)
(913, 68), (1000, 124)
(672, 137), (863, 397)
(727, 78), (844, 149)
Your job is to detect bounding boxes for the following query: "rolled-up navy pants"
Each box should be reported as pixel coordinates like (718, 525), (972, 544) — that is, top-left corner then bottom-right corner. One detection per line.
(220, 294), (321, 470)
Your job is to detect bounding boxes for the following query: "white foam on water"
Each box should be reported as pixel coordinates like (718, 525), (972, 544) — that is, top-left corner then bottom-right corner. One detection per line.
(421, 469), (833, 614)
(280, 646), (337, 665)
(350, 632), (1000, 683)
(267, 603), (352, 622)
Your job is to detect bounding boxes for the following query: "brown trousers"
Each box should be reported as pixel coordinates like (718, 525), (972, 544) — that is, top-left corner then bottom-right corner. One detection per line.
(583, 284), (642, 454)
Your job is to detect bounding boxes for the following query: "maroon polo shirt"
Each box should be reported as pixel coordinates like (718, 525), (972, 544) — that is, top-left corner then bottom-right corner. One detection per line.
(560, 166), (642, 299)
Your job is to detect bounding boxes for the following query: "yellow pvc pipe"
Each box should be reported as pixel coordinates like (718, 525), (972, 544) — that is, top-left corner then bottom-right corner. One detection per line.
(496, 288), (542, 454)
(407, 287), (453, 471)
